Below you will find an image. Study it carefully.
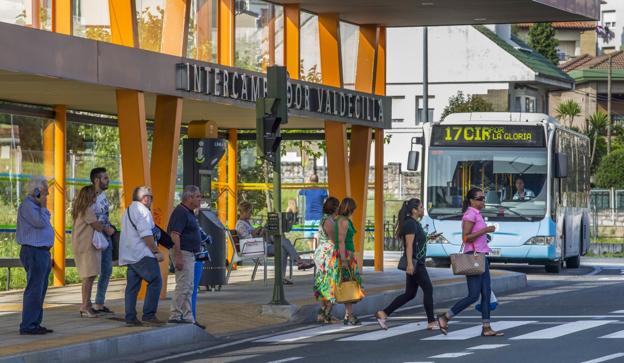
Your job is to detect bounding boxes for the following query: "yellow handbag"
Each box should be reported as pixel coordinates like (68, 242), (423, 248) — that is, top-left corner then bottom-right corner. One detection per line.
(335, 267), (364, 304)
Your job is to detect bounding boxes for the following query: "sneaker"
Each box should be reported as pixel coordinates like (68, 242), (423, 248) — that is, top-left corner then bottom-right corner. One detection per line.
(297, 260), (315, 270)
(94, 306), (114, 314)
(167, 319), (193, 324)
(194, 321), (206, 330)
(19, 328), (46, 335)
(142, 318), (166, 327)
(38, 326), (54, 333)
(125, 319), (143, 327)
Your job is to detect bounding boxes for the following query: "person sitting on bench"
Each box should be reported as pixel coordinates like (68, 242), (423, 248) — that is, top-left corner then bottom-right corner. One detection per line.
(235, 201), (313, 285)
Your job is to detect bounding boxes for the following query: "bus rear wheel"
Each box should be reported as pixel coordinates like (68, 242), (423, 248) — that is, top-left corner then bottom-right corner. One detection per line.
(545, 261), (562, 273)
(566, 255), (581, 269)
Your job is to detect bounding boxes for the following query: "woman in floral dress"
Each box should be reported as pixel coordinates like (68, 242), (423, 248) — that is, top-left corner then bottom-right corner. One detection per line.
(313, 197), (340, 323)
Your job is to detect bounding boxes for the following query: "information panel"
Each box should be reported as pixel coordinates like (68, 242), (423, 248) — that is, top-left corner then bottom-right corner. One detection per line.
(431, 125), (545, 147)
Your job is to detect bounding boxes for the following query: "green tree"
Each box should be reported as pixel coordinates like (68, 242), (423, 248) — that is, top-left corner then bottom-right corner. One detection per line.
(527, 23), (559, 65)
(138, 6), (164, 52)
(555, 99), (582, 129)
(440, 91), (494, 120)
(595, 149), (624, 189)
(585, 111), (608, 172)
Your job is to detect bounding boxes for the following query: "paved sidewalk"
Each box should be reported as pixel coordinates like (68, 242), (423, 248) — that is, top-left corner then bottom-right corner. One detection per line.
(0, 252), (526, 362)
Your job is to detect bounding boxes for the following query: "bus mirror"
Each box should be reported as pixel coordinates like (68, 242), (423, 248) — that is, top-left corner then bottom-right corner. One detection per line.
(555, 152), (568, 178)
(407, 151), (419, 171)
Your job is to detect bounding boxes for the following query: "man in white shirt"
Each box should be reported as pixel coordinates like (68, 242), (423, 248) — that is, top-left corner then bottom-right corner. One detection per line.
(119, 186), (165, 327)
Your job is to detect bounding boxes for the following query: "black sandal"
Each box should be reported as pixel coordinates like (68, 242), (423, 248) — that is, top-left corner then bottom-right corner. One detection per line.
(437, 314), (449, 335)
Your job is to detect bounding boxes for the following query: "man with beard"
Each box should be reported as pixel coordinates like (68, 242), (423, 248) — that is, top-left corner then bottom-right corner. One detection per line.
(90, 167), (116, 314)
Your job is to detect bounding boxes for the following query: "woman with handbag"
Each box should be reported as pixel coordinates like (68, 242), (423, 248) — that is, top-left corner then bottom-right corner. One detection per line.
(71, 185), (115, 318)
(374, 198), (438, 330)
(313, 197), (340, 323)
(437, 187), (503, 337)
(333, 197), (365, 325)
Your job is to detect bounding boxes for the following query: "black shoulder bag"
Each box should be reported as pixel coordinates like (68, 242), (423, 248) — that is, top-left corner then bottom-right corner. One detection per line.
(127, 206), (174, 249)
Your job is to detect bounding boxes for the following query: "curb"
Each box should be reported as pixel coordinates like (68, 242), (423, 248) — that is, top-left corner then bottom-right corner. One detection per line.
(292, 271), (527, 323)
(0, 324), (215, 363)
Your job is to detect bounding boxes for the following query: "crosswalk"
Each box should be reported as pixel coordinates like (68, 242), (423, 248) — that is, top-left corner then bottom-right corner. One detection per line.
(253, 319), (624, 344)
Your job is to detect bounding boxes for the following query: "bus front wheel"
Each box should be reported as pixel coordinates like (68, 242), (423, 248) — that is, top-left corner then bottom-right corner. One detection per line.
(545, 261), (562, 273)
(566, 255), (581, 269)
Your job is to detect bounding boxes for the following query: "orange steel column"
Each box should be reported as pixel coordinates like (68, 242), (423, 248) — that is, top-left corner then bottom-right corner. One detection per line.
(161, 0), (190, 56)
(374, 27), (386, 272)
(283, 4), (300, 79)
(52, 0), (71, 35)
(226, 129), (237, 262)
(217, 0), (234, 225)
(349, 25), (377, 269)
(52, 106), (67, 286)
(109, 0), (139, 47)
(151, 96), (183, 297)
(319, 13), (350, 200)
(116, 90), (151, 206)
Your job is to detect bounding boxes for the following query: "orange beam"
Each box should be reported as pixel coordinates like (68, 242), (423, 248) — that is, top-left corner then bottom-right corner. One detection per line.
(117, 90), (151, 207)
(319, 13), (349, 199)
(197, 0), (215, 60)
(227, 129), (237, 262)
(374, 27), (386, 272)
(52, 106), (67, 286)
(151, 95), (183, 297)
(109, 0), (138, 47)
(161, 0), (189, 56)
(217, 0), (235, 66)
(52, 0), (71, 35)
(283, 4), (300, 79)
(42, 122), (54, 212)
(217, 154), (227, 224)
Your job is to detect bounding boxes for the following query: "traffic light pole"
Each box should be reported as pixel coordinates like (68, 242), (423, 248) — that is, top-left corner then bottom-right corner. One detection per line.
(270, 152), (288, 305)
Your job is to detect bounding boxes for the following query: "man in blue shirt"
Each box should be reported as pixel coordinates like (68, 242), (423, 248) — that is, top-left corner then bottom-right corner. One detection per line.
(16, 176), (54, 335)
(298, 174), (328, 238)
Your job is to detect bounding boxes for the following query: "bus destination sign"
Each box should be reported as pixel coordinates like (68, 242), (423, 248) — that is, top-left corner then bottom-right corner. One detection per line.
(431, 125), (545, 147)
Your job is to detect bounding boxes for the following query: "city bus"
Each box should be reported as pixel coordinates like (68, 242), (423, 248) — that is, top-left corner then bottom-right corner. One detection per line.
(407, 113), (591, 273)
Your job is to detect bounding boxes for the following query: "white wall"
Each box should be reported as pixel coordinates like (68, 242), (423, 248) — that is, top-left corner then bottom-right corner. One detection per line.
(599, 0), (624, 52)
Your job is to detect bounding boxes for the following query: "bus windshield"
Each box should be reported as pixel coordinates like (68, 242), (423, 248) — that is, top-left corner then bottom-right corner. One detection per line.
(427, 148), (547, 220)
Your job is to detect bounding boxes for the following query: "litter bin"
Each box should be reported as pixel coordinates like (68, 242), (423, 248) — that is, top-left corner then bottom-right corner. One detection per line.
(198, 209), (226, 291)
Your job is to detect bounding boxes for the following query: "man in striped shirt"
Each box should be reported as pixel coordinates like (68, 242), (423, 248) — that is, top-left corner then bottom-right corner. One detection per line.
(16, 176), (54, 335)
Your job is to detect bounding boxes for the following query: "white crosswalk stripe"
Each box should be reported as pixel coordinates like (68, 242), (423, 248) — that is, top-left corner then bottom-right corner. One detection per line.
(423, 320), (535, 340)
(511, 320), (617, 340)
(255, 323), (373, 343)
(339, 322), (430, 341)
(599, 329), (624, 338)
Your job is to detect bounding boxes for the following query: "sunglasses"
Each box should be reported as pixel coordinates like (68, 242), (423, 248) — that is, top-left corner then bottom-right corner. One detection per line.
(472, 196), (485, 201)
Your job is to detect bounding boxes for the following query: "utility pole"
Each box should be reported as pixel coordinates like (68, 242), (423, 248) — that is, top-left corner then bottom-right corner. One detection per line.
(607, 53), (613, 154)
(423, 26), (429, 124)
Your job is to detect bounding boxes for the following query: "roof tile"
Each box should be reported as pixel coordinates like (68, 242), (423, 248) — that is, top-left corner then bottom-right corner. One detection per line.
(516, 21), (596, 30)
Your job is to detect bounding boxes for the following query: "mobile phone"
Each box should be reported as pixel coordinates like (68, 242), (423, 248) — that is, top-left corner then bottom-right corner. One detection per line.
(34, 188), (41, 200)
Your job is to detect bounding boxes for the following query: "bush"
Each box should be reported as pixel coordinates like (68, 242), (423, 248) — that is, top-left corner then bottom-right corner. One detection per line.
(595, 150), (624, 189)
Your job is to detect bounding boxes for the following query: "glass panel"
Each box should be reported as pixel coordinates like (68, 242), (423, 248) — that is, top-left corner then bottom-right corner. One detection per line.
(136, 0), (165, 52)
(300, 11), (321, 83)
(0, 0), (52, 30)
(73, 0), (111, 42)
(186, 0), (217, 62)
(427, 148), (548, 219)
(340, 21), (358, 90)
(235, 0), (283, 72)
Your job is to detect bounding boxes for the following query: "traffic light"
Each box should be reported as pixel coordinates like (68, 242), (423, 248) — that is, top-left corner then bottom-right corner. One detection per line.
(257, 98), (282, 160)
(256, 66), (288, 162)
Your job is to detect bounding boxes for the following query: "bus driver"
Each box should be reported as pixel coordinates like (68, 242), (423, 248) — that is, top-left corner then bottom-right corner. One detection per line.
(512, 176), (535, 201)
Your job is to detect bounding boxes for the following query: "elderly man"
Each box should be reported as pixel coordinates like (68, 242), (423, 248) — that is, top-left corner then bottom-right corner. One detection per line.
(168, 185), (204, 327)
(119, 186), (165, 327)
(17, 176), (54, 335)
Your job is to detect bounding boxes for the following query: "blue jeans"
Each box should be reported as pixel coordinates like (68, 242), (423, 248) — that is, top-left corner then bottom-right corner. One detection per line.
(304, 219), (320, 238)
(19, 245), (51, 332)
(449, 257), (491, 322)
(95, 241), (112, 306)
(125, 257), (162, 322)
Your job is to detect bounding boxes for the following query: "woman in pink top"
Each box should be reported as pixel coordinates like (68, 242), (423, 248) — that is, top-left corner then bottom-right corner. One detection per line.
(437, 188), (504, 337)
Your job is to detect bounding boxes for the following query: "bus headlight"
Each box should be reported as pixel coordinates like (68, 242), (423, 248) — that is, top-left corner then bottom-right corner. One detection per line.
(525, 236), (555, 245)
(430, 235), (450, 244)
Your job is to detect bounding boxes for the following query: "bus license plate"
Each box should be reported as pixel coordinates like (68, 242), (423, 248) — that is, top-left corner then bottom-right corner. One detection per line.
(490, 249), (501, 257)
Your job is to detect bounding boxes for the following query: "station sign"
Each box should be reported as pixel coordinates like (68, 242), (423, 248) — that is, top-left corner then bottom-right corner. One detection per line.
(431, 125), (546, 147)
(175, 62), (391, 128)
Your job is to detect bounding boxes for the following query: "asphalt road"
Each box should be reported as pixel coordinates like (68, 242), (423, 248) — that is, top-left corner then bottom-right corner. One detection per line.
(151, 258), (624, 363)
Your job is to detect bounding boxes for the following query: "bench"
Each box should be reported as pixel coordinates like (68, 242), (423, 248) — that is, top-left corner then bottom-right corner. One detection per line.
(0, 258), (75, 290)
